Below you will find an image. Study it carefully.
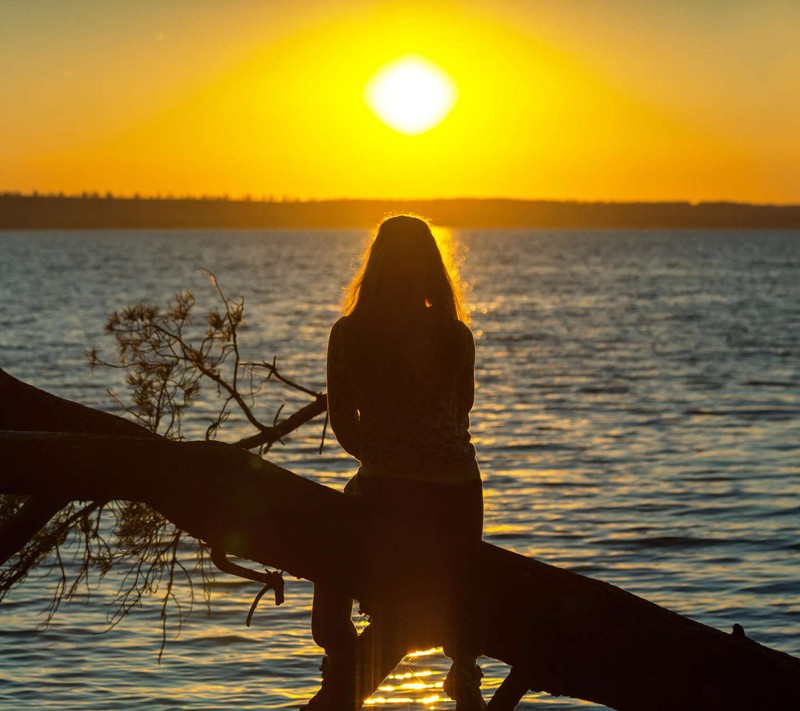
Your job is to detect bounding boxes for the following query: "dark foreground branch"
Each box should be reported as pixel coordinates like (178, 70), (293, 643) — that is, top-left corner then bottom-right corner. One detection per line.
(1, 371), (799, 709)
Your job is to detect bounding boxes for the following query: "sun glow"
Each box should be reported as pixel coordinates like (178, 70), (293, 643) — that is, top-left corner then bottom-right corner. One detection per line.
(365, 55), (457, 135)
(8, 4), (791, 202)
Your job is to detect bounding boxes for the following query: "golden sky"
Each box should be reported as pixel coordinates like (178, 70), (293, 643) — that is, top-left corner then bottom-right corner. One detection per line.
(1, 0), (798, 202)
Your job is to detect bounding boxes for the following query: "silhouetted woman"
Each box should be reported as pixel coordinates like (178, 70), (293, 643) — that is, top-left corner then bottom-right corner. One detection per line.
(307, 215), (485, 710)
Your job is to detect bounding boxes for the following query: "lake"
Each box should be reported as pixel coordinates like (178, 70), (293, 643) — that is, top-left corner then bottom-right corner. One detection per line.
(1, 228), (798, 709)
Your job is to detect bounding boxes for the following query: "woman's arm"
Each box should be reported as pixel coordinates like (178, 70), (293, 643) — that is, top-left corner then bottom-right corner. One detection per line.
(455, 322), (476, 420)
(326, 319), (361, 459)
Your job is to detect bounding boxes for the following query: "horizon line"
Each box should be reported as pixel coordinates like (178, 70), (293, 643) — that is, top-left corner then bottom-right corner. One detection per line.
(3, 191), (800, 208)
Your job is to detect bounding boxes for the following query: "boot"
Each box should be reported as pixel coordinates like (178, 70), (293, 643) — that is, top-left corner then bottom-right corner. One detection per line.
(443, 660), (486, 711)
(300, 652), (357, 710)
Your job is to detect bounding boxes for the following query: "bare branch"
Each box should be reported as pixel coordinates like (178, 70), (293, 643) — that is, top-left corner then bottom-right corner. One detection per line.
(234, 395), (327, 450)
(1, 275), (330, 656)
(247, 357), (321, 398)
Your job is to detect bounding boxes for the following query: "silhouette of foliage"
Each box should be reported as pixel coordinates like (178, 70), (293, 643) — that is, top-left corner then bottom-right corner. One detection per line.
(0, 276), (326, 657)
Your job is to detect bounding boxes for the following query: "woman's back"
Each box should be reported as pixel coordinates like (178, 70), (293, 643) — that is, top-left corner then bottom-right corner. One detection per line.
(329, 311), (476, 479)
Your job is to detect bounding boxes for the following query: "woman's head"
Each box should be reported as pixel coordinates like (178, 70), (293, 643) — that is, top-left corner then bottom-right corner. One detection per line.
(343, 215), (466, 323)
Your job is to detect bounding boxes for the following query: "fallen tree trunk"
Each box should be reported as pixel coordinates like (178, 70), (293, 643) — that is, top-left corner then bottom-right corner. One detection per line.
(1, 369), (799, 709)
(0, 365), (162, 566)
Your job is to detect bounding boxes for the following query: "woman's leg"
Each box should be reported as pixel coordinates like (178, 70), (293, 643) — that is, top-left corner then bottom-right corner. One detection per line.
(310, 471), (362, 655)
(440, 478), (487, 710)
(303, 473), (365, 707)
(304, 586), (359, 709)
(311, 584), (358, 655)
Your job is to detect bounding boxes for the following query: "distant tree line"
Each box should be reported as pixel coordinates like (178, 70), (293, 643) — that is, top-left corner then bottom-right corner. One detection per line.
(1, 192), (799, 229)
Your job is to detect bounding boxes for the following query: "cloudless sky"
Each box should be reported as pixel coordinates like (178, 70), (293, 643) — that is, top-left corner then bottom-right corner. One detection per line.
(1, 0), (798, 202)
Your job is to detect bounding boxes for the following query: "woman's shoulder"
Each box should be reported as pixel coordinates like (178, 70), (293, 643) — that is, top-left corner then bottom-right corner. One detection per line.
(454, 318), (472, 335)
(330, 314), (355, 338)
(330, 315), (349, 331)
(454, 319), (475, 347)
(327, 316), (351, 353)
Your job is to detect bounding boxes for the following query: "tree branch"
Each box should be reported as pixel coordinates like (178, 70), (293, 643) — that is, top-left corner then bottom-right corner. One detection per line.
(0, 496), (69, 566)
(234, 394), (327, 450)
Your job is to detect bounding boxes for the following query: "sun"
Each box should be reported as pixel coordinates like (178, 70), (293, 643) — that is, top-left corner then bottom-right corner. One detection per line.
(365, 55), (457, 135)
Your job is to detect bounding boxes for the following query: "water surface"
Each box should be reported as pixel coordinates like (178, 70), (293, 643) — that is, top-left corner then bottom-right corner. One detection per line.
(1, 228), (798, 709)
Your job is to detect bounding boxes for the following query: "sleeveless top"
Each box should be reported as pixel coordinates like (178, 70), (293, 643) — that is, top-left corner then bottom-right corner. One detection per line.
(326, 313), (479, 483)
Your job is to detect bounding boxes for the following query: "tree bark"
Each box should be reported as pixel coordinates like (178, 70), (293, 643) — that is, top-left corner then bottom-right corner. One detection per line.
(1, 368), (799, 710)
(0, 364), (162, 566)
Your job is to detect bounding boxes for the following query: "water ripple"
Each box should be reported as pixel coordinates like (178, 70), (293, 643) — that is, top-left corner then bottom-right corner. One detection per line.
(1, 228), (798, 710)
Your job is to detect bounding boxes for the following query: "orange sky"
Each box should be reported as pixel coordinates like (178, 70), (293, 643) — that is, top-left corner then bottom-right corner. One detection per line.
(1, 0), (798, 203)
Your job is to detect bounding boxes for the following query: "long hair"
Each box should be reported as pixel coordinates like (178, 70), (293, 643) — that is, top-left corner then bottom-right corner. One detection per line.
(343, 214), (467, 325)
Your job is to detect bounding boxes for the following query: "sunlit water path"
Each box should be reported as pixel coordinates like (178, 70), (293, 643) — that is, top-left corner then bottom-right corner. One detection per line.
(1, 229), (798, 709)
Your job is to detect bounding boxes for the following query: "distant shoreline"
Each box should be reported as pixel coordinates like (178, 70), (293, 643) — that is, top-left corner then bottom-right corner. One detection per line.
(2, 194), (800, 230)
